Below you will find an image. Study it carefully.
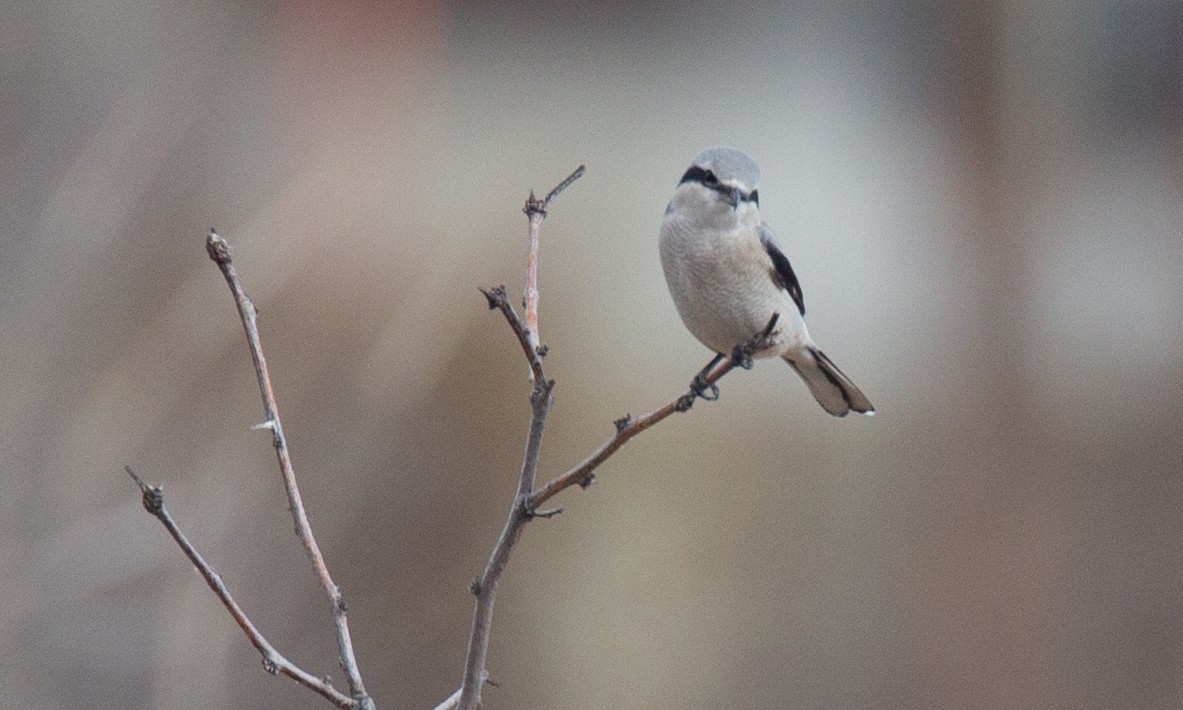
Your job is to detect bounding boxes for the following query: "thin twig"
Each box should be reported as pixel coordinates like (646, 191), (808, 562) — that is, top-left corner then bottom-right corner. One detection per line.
(206, 230), (373, 710)
(479, 285), (544, 384)
(534, 355), (731, 507)
(532, 313), (780, 507)
(541, 165), (586, 207)
(521, 165), (586, 377)
(125, 467), (355, 709)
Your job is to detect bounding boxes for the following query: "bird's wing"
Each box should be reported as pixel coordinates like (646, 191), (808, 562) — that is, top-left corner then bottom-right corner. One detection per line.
(759, 223), (805, 316)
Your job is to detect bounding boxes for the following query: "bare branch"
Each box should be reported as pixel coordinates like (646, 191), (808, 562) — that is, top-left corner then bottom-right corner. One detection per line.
(479, 285), (545, 384)
(520, 165), (586, 378)
(125, 467), (355, 709)
(532, 313), (781, 508)
(205, 230), (373, 710)
(540, 164), (586, 209)
(457, 167), (585, 710)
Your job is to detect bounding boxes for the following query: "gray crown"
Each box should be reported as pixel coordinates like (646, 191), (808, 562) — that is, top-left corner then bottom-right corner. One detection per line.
(690, 146), (762, 190)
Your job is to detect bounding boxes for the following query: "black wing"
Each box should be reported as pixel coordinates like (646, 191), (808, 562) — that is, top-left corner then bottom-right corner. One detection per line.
(760, 225), (805, 316)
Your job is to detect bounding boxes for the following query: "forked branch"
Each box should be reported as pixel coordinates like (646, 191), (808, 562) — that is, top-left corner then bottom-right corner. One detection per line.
(126, 467), (356, 708)
(446, 167), (770, 710)
(206, 230), (371, 709)
(130, 232), (373, 710)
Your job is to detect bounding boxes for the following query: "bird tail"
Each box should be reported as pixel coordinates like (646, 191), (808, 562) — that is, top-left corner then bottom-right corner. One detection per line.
(783, 346), (874, 417)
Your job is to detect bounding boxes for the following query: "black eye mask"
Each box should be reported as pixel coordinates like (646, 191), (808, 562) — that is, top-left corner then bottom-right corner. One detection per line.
(678, 166), (758, 205)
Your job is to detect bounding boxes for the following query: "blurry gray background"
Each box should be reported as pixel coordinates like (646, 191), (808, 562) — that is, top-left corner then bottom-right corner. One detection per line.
(3, 1), (1182, 708)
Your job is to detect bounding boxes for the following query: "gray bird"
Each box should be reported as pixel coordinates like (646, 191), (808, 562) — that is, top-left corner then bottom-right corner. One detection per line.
(659, 146), (874, 417)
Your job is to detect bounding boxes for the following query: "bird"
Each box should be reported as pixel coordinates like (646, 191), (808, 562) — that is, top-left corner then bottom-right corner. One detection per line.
(659, 146), (874, 417)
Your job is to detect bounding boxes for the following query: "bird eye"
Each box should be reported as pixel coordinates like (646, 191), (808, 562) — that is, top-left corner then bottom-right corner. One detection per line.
(702, 170), (719, 187)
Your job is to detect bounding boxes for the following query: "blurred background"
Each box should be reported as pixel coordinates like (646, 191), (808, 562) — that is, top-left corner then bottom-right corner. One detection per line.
(3, 1), (1182, 708)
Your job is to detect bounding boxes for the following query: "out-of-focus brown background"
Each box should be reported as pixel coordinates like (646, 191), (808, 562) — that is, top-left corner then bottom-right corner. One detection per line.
(4, 1), (1182, 708)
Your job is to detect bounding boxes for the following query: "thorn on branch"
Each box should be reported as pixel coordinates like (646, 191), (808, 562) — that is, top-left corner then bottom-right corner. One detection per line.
(577, 473), (596, 490)
(614, 415), (633, 433)
(470, 578), (482, 596)
(527, 506), (562, 519)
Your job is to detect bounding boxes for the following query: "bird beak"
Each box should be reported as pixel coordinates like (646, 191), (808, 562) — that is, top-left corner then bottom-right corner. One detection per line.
(724, 186), (741, 208)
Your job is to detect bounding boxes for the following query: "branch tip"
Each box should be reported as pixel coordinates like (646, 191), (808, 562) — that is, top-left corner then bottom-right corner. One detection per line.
(124, 464), (147, 491)
(479, 285), (506, 310)
(544, 165), (586, 207)
(205, 229), (231, 263)
(523, 164), (586, 216)
(126, 466), (164, 514)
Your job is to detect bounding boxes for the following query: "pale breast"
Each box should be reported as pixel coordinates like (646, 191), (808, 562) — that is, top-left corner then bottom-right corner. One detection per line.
(660, 213), (806, 356)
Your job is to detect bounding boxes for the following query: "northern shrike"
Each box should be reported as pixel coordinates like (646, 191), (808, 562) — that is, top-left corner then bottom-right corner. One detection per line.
(659, 146), (874, 417)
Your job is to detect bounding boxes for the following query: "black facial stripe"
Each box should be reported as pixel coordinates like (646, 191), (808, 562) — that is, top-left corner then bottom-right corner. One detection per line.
(679, 167), (758, 203)
(679, 166), (717, 187)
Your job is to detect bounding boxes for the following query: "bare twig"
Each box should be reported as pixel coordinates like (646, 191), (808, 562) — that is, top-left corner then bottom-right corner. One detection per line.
(479, 285), (544, 385)
(521, 165), (585, 376)
(125, 467), (355, 709)
(205, 230), (373, 710)
(532, 313), (780, 508)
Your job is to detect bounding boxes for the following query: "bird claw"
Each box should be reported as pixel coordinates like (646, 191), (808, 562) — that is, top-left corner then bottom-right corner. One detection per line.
(729, 343), (755, 370)
(690, 372), (721, 401)
(731, 312), (781, 369)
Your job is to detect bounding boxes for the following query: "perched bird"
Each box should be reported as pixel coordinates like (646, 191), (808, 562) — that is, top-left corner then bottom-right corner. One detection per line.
(659, 146), (874, 417)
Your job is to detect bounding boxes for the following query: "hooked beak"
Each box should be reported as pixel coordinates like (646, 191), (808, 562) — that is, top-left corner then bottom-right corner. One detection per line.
(722, 186), (742, 208)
